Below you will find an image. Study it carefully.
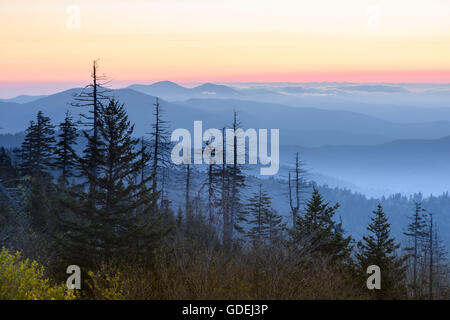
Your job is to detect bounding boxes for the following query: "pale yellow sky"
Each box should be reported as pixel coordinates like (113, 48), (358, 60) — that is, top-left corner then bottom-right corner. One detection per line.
(1, 0), (450, 84)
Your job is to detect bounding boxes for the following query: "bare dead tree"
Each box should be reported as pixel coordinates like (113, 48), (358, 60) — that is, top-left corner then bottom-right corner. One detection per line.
(288, 152), (307, 227)
(148, 98), (172, 205)
(221, 112), (246, 252)
(220, 126), (232, 250)
(72, 60), (110, 190)
(205, 145), (221, 226)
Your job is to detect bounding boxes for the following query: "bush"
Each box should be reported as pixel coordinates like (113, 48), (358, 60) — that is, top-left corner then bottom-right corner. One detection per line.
(0, 247), (75, 300)
(87, 268), (125, 300)
(84, 246), (368, 300)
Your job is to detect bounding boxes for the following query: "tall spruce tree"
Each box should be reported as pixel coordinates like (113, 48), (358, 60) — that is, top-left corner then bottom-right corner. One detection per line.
(244, 185), (284, 247)
(356, 204), (407, 299)
(244, 185), (272, 246)
(403, 202), (428, 298)
(17, 112), (55, 231)
(19, 121), (35, 177)
(266, 208), (285, 245)
(54, 111), (78, 183)
(0, 147), (17, 183)
(427, 226), (449, 299)
(56, 98), (167, 267)
(292, 188), (352, 262)
(0, 147), (20, 213)
(19, 111), (55, 178)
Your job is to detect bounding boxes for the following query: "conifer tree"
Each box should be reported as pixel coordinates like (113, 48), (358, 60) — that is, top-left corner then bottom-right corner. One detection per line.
(54, 111), (78, 183)
(292, 188), (352, 262)
(356, 204), (407, 299)
(245, 185), (272, 246)
(0, 147), (21, 213)
(266, 208), (285, 245)
(288, 152), (307, 227)
(56, 99), (167, 267)
(0, 147), (18, 183)
(244, 185), (285, 247)
(72, 60), (110, 192)
(219, 112), (246, 252)
(403, 202), (428, 298)
(17, 112), (55, 231)
(19, 121), (35, 177)
(425, 211), (437, 299)
(427, 226), (449, 299)
(19, 111), (55, 178)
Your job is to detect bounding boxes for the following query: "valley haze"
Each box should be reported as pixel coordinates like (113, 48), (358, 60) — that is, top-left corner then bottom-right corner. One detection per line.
(1, 80), (450, 197)
(2, 80), (450, 248)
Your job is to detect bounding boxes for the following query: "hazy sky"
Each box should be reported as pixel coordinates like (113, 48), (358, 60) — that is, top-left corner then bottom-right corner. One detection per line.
(1, 0), (450, 96)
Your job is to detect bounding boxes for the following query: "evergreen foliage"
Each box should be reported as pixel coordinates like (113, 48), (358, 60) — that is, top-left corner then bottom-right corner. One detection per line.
(54, 111), (78, 183)
(356, 204), (407, 299)
(292, 188), (353, 262)
(55, 99), (169, 268)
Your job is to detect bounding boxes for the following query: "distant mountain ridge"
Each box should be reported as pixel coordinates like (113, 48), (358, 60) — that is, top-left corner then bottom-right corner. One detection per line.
(2, 85), (450, 196)
(0, 94), (48, 104)
(280, 135), (450, 196)
(3, 87), (450, 147)
(128, 81), (241, 101)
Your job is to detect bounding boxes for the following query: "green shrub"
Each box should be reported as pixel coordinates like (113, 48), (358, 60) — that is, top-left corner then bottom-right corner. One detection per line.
(87, 268), (125, 300)
(0, 247), (75, 300)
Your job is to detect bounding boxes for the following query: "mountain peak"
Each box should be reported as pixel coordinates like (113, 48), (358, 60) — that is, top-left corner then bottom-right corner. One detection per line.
(192, 83), (239, 95)
(151, 80), (185, 89)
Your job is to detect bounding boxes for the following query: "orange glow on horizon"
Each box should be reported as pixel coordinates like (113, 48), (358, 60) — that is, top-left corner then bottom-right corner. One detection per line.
(1, 1), (450, 86)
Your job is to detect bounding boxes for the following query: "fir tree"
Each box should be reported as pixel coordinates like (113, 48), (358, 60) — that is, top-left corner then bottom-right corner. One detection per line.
(292, 188), (352, 262)
(356, 204), (407, 299)
(17, 112), (55, 231)
(427, 225), (449, 299)
(0, 147), (18, 183)
(266, 208), (285, 245)
(19, 111), (55, 178)
(244, 185), (272, 246)
(17, 122), (34, 177)
(403, 202), (428, 298)
(56, 98), (168, 267)
(0, 147), (21, 213)
(54, 111), (78, 183)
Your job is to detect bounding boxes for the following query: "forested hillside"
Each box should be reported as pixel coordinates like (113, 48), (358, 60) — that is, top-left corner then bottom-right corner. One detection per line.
(1, 64), (449, 300)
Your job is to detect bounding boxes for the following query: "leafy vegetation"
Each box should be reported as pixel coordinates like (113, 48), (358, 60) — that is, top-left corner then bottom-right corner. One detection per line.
(0, 248), (74, 300)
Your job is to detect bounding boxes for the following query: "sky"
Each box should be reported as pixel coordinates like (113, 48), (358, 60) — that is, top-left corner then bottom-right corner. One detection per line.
(1, 0), (450, 97)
